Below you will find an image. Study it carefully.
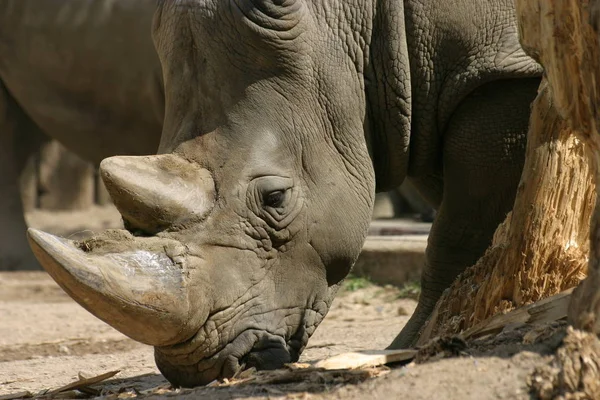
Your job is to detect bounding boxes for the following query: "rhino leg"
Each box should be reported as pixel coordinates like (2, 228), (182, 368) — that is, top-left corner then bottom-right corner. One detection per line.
(0, 80), (47, 270)
(389, 78), (541, 348)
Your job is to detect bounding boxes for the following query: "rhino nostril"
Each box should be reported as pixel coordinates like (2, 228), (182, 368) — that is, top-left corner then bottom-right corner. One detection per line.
(239, 335), (293, 371)
(122, 217), (164, 237)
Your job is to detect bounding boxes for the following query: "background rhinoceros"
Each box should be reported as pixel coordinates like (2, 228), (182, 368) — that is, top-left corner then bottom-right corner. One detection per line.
(0, 0), (163, 270)
(3, 0), (541, 388)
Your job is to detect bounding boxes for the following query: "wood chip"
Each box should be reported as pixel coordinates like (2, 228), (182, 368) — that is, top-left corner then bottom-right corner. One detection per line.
(47, 370), (120, 396)
(460, 289), (573, 341)
(210, 364), (388, 388)
(314, 349), (417, 370)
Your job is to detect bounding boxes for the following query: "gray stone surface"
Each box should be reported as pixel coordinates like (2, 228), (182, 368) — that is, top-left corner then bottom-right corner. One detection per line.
(368, 219), (431, 236)
(354, 235), (427, 287)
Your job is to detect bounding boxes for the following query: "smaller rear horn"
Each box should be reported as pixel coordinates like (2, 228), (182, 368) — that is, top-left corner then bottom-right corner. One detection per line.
(100, 154), (215, 234)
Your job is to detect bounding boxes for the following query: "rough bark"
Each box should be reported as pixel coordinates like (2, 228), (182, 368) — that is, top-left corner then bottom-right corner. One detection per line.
(419, 0), (600, 341)
(565, 0), (600, 336)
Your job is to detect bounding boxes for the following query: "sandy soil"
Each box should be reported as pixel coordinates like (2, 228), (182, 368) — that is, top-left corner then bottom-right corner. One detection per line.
(0, 207), (568, 399)
(0, 272), (415, 394)
(1, 270), (566, 400)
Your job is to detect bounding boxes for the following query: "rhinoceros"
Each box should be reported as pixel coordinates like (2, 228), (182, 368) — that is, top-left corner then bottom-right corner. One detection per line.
(3, 0), (542, 387)
(0, 0), (164, 270)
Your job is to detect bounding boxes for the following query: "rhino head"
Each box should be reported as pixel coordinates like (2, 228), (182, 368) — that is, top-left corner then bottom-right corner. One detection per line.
(29, 0), (410, 387)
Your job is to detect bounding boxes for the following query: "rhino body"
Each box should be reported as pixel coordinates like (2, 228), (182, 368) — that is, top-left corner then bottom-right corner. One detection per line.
(2, 0), (542, 387)
(0, 1), (163, 269)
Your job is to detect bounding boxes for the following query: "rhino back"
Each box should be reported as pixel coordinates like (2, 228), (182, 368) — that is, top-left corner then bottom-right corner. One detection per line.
(0, 0), (164, 163)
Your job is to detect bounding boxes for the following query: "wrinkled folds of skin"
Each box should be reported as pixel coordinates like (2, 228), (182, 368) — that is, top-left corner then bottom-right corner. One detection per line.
(29, 0), (394, 387)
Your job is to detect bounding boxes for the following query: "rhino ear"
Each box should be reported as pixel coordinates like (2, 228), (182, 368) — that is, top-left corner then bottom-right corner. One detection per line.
(100, 154), (215, 234)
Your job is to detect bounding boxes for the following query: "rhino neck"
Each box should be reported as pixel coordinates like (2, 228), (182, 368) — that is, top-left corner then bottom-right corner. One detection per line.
(363, 0), (412, 192)
(309, 0), (410, 192)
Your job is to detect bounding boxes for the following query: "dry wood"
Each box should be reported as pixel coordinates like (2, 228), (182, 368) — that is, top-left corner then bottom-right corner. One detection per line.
(314, 349), (417, 370)
(563, 0), (600, 338)
(529, 327), (600, 399)
(46, 370), (120, 396)
(515, 0), (600, 338)
(459, 289), (573, 342)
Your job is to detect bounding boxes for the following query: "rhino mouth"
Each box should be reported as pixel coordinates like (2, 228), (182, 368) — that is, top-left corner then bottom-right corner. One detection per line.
(155, 328), (303, 387)
(241, 334), (299, 370)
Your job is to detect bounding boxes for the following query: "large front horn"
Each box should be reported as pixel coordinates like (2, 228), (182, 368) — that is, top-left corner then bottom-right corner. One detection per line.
(100, 154), (215, 234)
(27, 229), (204, 347)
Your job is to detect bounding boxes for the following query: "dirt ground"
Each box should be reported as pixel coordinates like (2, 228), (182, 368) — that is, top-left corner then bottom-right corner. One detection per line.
(0, 207), (571, 399)
(2, 270), (561, 400)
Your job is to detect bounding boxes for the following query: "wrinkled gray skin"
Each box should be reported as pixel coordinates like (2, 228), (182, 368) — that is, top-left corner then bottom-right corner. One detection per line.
(0, 1), (164, 269)
(4, 0), (543, 388)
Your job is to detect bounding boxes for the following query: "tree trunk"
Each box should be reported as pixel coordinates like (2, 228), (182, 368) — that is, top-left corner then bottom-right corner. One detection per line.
(420, 0), (600, 341)
(561, 0), (600, 335)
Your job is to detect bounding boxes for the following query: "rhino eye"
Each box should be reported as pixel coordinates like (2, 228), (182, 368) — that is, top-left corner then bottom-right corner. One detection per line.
(264, 190), (286, 208)
(248, 176), (301, 226)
